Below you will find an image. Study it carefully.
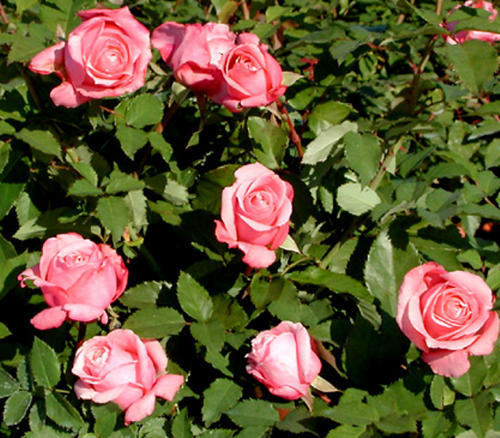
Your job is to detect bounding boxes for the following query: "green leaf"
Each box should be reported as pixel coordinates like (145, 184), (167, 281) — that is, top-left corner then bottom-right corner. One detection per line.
(45, 392), (84, 431)
(226, 399), (279, 428)
(14, 0), (38, 14)
(3, 390), (32, 426)
(0, 142), (10, 175)
(430, 375), (455, 410)
(105, 168), (145, 195)
(39, 0), (88, 36)
(0, 367), (19, 398)
(16, 128), (62, 160)
(0, 153), (28, 221)
(0, 322), (11, 339)
(364, 231), (420, 317)
(116, 124), (149, 160)
(92, 399), (121, 437)
(451, 356), (488, 396)
(177, 272), (213, 322)
(302, 121), (358, 165)
(120, 281), (162, 309)
(326, 425), (367, 438)
(30, 337), (60, 389)
(455, 391), (493, 438)
(308, 101), (352, 136)
(68, 179), (103, 197)
(148, 132), (173, 163)
(125, 94), (164, 129)
(125, 190), (148, 230)
(344, 132), (381, 186)
(123, 307), (185, 338)
(190, 320), (225, 353)
(202, 379), (243, 426)
(247, 117), (287, 169)
(421, 411), (452, 438)
(337, 182), (381, 216)
(250, 274), (285, 309)
(287, 266), (373, 302)
(171, 408), (193, 438)
(96, 196), (130, 242)
(439, 40), (498, 94)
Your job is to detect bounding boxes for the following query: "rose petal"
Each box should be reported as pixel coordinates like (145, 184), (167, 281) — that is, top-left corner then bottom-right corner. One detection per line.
(153, 374), (184, 401)
(468, 311), (500, 356)
(238, 242), (276, 269)
(144, 340), (168, 373)
(422, 349), (471, 378)
(124, 392), (156, 425)
(30, 307), (67, 330)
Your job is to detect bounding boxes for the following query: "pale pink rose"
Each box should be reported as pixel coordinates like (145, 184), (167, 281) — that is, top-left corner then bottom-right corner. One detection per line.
(214, 163), (294, 269)
(18, 233), (128, 330)
(72, 329), (184, 425)
(442, 1), (500, 44)
(246, 321), (322, 400)
(396, 262), (499, 378)
(209, 33), (287, 112)
(29, 7), (152, 108)
(152, 22), (236, 94)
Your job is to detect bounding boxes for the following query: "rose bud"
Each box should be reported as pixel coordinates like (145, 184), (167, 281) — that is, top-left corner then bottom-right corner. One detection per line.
(18, 232), (128, 330)
(396, 262), (499, 377)
(29, 7), (152, 108)
(72, 329), (184, 425)
(246, 321), (322, 400)
(215, 163), (294, 269)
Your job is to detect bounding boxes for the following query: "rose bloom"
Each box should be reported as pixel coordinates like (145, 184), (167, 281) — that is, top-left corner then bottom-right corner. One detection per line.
(442, 1), (500, 44)
(152, 22), (236, 94)
(72, 329), (184, 425)
(396, 262), (499, 378)
(29, 7), (152, 108)
(215, 163), (294, 269)
(246, 321), (322, 400)
(209, 32), (287, 112)
(18, 233), (128, 330)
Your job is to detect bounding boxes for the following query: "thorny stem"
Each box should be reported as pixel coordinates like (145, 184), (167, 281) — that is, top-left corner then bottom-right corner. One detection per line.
(435, 0), (444, 16)
(277, 101), (304, 158)
(241, 0), (250, 20)
(77, 322), (86, 345)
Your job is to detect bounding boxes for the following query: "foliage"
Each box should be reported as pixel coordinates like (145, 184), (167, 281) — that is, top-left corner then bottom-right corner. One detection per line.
(0, 0), (499, 437)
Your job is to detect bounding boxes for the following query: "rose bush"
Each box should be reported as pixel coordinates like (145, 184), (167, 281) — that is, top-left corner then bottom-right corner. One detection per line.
(442, 0), (500, 44)
(18, 233), (128, 330)
(396, 262), (499, 377)
(246, 321), (322, 400)
(29, 7), (152, 107)
(209, 32), (287, 112)
(72, 329), (184, 425)
(214, 162), (294, 269)
(152, 22), (236, 94)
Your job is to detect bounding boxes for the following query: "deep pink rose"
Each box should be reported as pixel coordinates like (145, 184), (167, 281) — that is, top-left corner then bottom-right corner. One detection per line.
(209, 33), (287, 112)
(18, 233), (128, 330)
(29, 7), (152, 108)
(152, 22), (236, 94)
(246, 321), (322, 400)
(72, 329), (184, 425)
(214, 163), (294, 269)
(396, 262), (499, 377)
(442, 1), (500, 44)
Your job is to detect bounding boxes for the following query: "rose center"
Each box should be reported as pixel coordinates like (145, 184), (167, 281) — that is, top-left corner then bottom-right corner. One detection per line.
(59, 251), (87, 267)
(248, 191), (273, 210)
(234, 55), (259, 72)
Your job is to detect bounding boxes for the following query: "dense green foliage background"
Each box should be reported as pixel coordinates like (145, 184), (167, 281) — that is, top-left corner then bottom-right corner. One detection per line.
(0, 0), (499, 436)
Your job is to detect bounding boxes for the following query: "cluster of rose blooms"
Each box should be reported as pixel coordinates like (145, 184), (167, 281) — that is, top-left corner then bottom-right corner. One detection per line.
(28, 2), (500, 111)
(20, 0), (500, 427)
(29, 7), (286, 111)
(18, 162), (499, 425)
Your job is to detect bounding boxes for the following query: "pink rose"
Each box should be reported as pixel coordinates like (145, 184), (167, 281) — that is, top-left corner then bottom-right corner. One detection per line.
(72, 329), (184, 425)
(246, 321), (322, 400)
(442, 1), (500, 44)
(214, 163), (294, 269)
(151, 22), (236, 94)
(29, 7), (152, 108)
(18, 233), (128, 330)
(209, 33), (287, 112)
(396, 262), (499, 378)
